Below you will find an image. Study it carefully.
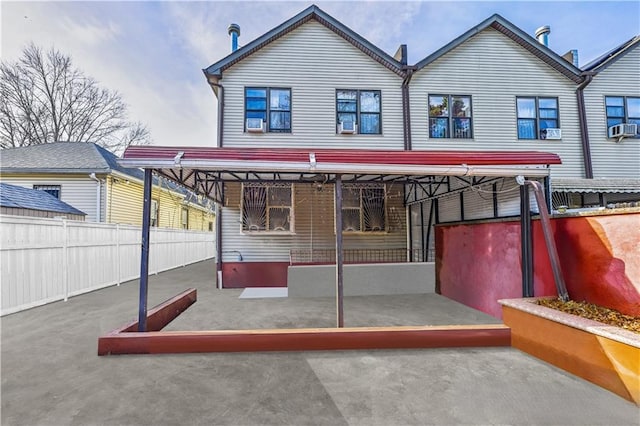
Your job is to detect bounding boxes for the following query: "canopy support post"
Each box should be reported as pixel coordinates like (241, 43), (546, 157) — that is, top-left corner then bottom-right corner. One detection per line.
(335, 174), (344, 328)
(138, 168), (153, 332)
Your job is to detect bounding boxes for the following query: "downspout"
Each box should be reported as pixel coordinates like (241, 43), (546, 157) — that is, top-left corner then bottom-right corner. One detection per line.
(89, 173), (102, 222)
(401, 67), (415, 150)
(207, 79), (225, 148)
(576, 72), (596, 179)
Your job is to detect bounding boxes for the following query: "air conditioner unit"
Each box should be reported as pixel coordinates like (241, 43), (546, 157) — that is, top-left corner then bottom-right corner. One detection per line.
(246, 118), (265, 133)
(338, 121), (356, 134)
(608, 123), (637, 140)
(542, 128), (562, 140)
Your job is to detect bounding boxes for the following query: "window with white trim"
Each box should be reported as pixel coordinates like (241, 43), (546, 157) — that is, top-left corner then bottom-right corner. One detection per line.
(516, 97), (559, 139)
(241, 183), (293, 232)
(245, 87), (291, 132)
(336, 89), (381, 134)
(341, 184), (386, 233)
(605, 96), (640, 138)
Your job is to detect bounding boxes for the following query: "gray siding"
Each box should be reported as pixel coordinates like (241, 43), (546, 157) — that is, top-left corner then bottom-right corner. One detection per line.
(220, 20), (404, 150)
(584, 46), (640, 178)
(0, 176), (99, 222)
(220, 182), (406, 263)
(409, 28), (584, 178)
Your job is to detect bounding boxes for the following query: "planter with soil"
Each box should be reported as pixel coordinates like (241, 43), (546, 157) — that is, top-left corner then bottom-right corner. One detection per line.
(499, 297), (640, 405)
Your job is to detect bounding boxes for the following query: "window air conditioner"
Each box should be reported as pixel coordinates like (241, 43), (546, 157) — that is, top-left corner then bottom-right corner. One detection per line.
(608, 123), (637, 140)
(246, 118), (265, 133)
(541, 128), (561, 140)
(338, 121), (356, 134)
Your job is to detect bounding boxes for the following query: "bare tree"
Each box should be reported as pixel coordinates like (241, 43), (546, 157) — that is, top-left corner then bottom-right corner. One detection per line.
(0, 43), (151, 152)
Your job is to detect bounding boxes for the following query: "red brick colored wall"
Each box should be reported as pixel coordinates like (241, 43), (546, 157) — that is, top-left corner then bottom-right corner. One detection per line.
(436, 212), (640, 318)
(221, 262), (289, 288)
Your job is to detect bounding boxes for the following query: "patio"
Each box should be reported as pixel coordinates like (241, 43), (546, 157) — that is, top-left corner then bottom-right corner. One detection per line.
(2, 259), (639, 425)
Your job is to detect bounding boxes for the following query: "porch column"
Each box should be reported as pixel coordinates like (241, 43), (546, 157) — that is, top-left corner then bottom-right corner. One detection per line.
(334, 174), (344, 328)
(138, 168), (153, 331)
(520, 183), (534, 297)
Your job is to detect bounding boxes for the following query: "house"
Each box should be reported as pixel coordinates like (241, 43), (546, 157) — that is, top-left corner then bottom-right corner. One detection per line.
(0, 142), (215, 230)
(195, 5), (574, 287)
(0, 182), (86, 220)
(549, 36), (640, 210)
(119, 5), (636, 291)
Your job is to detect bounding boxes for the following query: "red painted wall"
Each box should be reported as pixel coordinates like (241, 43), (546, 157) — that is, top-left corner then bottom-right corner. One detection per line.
(436, 212), (640, 318)
(222, 262), (289, 288)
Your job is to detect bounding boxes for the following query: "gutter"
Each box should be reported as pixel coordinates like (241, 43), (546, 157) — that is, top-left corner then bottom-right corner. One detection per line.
(576, 72), (596, 179)
(89, 173), (102, 222)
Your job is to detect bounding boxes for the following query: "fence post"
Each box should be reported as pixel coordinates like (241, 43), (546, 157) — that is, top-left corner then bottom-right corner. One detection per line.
(62, 219), (69, 301)
(116, 224), (121, 285)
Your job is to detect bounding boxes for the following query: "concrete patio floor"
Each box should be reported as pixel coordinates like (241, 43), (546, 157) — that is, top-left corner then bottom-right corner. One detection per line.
(2, 259), (638, 425)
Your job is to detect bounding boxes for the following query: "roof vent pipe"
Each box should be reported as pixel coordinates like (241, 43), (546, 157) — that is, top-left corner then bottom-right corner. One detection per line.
(228, 23), (240, 52)
(535, 25), (550, 47)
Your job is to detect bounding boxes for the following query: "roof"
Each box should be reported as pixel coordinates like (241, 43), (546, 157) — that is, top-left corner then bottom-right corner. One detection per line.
(583, 35), (640, 73)
(203, 4), (404, 79)
(0, 142), (145, 181)
(120, 146), (562, 201)
(551, 178), (640, 194)
(0, 183), (86, 215)
(414, 14), (583, 83)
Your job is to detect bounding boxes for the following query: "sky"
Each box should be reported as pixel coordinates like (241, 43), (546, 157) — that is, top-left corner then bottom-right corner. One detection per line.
(2, 1), (639, 150)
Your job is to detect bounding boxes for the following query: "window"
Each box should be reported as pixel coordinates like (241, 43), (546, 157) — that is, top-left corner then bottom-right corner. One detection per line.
(33, 185), (61, 199)
(429, 95), (473, 139)
(605, 96), (640, 137)
(241, 183), (293, 232)
(150, 199), (159, 227)
(181, 208), (189, 229)
(245, 87), (291, 132)
(341, 184), (386, 233)
(517, 97), (559, 139)
(336, 90), (381, 134)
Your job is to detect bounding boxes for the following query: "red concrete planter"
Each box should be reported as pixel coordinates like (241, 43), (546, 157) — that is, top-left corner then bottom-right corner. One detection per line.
(500, 298), (640, 405)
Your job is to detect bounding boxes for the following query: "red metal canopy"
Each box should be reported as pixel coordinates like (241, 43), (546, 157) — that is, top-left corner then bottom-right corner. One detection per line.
(123, 146), (561, 167)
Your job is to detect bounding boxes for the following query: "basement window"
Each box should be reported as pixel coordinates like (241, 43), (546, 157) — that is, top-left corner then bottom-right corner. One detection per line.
(241, 183), (294, 233)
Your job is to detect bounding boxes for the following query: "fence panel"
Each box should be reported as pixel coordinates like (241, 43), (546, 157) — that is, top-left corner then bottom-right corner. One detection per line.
(1, 215), (215, 315)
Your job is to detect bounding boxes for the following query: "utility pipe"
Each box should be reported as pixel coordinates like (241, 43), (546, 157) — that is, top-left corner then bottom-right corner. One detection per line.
(89, 173), (102, 222)
(576, 72), (596, 178)
(517, 177), (569, 301)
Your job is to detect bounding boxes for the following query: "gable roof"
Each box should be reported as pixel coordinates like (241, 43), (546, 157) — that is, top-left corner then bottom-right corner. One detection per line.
(0, 183), (86, 216)
(203, 4), (405, 78)
(414, 14), (583, 83)
(0, 142), (145, 181)
(583, 35), (640, 73)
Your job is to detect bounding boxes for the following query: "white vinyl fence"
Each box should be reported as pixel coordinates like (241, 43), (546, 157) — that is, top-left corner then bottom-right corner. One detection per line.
(1, 215), (215, 316)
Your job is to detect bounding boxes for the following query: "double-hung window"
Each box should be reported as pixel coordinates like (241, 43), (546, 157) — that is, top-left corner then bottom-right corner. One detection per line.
(245, 87), (291, 132)
(341, 184), (386, 233)
(33, 184), (61, 199)
(242, 183), (293, 233)
(605, 96), (640, 137)
(336, 90), (381, 134)
(516, 97), (559, 139)
(428, 95), (473, 139)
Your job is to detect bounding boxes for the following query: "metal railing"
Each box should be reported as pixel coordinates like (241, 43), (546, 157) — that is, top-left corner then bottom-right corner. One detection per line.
(290, 248), (435, 265)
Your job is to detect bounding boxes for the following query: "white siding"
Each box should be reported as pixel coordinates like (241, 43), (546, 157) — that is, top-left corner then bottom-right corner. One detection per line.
(220, 182), (406, 263)
(410, 28), (584, 178)
(0, 176), (100, 222)
(584, 46), (640, 178)
(220, 20), (404, 150)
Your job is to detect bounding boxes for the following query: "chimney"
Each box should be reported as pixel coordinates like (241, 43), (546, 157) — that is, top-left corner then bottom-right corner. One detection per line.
(535, 25), (550, 47)
(394, 44), (408, 66)
(562, 49), (579, 68)
(228, 23), (241, 53)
